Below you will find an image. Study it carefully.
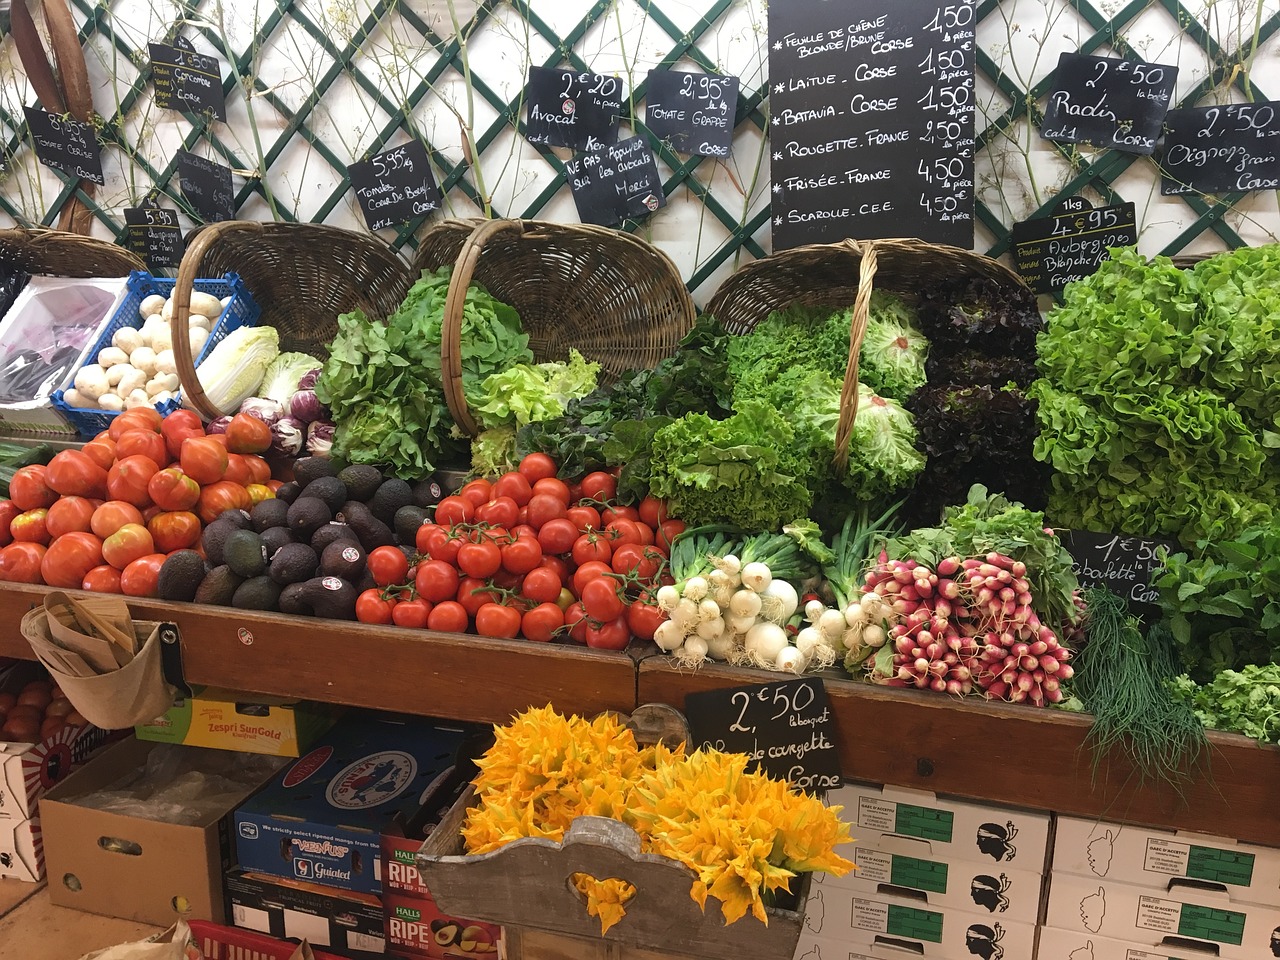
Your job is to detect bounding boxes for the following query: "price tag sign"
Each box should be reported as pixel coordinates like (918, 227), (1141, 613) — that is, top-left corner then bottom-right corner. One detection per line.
(1040, 53), (1177, 155)
(525, 66), (624, 151)
(644, 69), (739, 157)
(1160, 102), (1280, 195)
(125, 200), (184, 270)
(149, 42), (226, 120)
(176, 149), (235, 222)
(566, 136), (666, 226)
(348, 141), (442, 231)
(1012, 197), (1137, 293)
(22, 107), (104, 184)
(1060, 530), (1178, 623)
(684, 677), (841, 791)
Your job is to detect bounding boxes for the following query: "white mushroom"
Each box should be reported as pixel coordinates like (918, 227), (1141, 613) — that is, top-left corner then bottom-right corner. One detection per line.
(116, 366), (148, 398)
(129, 347), (158, 377)
(97, 393), (124, 412)
(124, 389), (152, 409)
(189, 292), (224, 318)
(148, 324), (174, 354)
(154, 349), (177, 376)
(62, 388), (95, 409)
(138, 294), (166, 319)
(112, 327), (145, 355)
(73, 364), (109, 401)
(146, 373), (180, 397)
(96, 346), (129, 369)
(188, 328), (210, 355)
(188, 314), (211, 330)
(161, 297), (174, 320)
(105, 362), (135, 388)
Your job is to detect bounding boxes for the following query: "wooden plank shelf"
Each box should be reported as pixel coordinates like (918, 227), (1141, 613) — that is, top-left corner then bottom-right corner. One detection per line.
(0, 583), (637, 726)
(636, 655), (1280, 847)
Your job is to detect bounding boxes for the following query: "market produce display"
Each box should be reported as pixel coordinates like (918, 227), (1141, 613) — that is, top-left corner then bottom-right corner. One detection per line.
(0, 675), (86, 742)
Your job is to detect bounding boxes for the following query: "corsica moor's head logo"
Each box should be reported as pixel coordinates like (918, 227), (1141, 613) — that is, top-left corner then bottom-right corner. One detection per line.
(326, 751), (417, 809)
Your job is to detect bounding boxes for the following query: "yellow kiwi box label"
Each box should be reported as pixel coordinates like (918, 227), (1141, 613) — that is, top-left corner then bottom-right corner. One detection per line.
(135, 686), (342, 757)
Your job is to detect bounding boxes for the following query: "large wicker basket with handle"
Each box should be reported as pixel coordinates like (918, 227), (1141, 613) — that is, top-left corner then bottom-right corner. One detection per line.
(412, 218), (696, 436)
(169, 220), (413, 420)
(703, 237), (1031, 469)
(0, 227), (144, 278)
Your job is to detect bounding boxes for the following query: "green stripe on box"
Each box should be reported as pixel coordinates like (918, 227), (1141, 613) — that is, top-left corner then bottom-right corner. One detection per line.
(890, 854), (949, 894)
(1186, 845), (1255, 886)
(886, 903), (944, 943)
(893, 803), (955, 843)
(1177, 902), (1245, 946)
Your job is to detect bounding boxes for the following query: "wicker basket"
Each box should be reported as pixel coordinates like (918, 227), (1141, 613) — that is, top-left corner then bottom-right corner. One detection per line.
(703, 237), (1030, 468)
(0, 227), (144, 278)
(169, 220), (413, 420)
(412, 219), (696, 436)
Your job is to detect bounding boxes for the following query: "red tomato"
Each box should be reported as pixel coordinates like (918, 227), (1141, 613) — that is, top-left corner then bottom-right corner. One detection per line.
(114, 430), (169, 468)
(572, 560), (613, 597)
(518, 453), (557, 484)
(564, 602), (589, 644)
(109, 407), (162, 440)
(0, 542), (46, 583)
(457, 541), (502, 579)
(415, 522), (440, 556)
(119, 553), (166, 597)
(9, 509), (50, 545)
(581, 577), (624, 621)
(243, 456), (272, 486)
(566, 504), (602, 532)
(532, 477), (571, 505)
(148, 511), (202, 552)
(457, 577), (500, 616)
(475, 496), (519, 528)
(458, 478), (492, 508)
(223, 453), (253, 487)
(612, 543), (663, 581)
(91, 501), (145, 540)
(369, 545), (410, 588)
(510, 524), (537, 541)
(427, 600), (468, 633)
(580, 471), (617, 503)
(635, 523), (655, 546)
(45, 497), (96, 538)
(639, 496), (669, 528)
(537, 517), (578, 555)
(526, 494), (567, 530)
(40, 532), (104, 588)
(572, 534), (612, 566)
(180, 436), (229, 485)
(224, 413), (273, 454)
(161, 410), (204, 459)
(7, 465), (57, 511)
(102, 523), (155, 570)
(585, 615), (631, 651)
(0, 501), (18, 547)
(435, 495), (474, 527)
(602, 505), (640, 525)
(147, 467), (201, 511)
(423, 528), (463, 565)
(658, 519), (687, 551)
(500, 536), (543, 575)
(539, 554), (570, 584)
(475, 602), (521, 639)
(356, 589), (396, 624)
(107, 455), (160, 508)
(627, 597), (666, 641)
(81, 438), (117, 471)
(521, 602), (564, 643)
(392, 598), (431, 628)
(82, 564), (122, 593)
(491, 471), (532, 506)
(415, 560), (460, 603)
(605, 519), (643, 546)
(45, 451), (109, 500)
(521, 566), (563, 604)
(197, 481), (251, 524)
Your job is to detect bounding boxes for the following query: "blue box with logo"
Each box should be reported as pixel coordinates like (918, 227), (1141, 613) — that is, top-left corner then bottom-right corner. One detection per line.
(231, 714), (471, 895)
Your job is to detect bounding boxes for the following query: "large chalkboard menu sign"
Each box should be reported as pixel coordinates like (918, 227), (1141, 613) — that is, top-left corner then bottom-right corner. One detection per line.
(1160, 102), (1280, 195)
(1040, 53), (1177, 156)
(766, 0), (976, 249)
(1012, 196), (1137, 294)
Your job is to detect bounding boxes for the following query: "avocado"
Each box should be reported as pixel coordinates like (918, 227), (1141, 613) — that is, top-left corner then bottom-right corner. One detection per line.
(337, 500), (394, 551)
(233, 575), (283, 611)
(260, 526), (295, 559)
(216, 509), (253, 530)
(201, 519), (238, 567)
(301, 476), (348, 513)
(251, 498), (290, 532)
(369, 478), (413, 525)
(292, 456), (338, 488)
(412, 478), (445, 508)
(224, 529), (268, 578)
(278, 576), (357, 619)
(287, 497), (332, 539)
(337, 464), (383, 503)
(354, 567), (378, 594)
(320, 539), (366, 581)
(310, 522), (358, 555)
(193, 565), (243, 606)
(269, 542), (320, 585)
(158, 551), (208, 602)
(394, 505), (429, 547)
(275, 481), (301, 504)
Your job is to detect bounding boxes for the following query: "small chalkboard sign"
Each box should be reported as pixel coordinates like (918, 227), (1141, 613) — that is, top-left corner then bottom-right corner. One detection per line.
(1012, 196), (1137, 294)
(684, 677), (841, 792)
(644, 69), (739, 157)
(125, 201), (184, 270)
(1040, 53), (1177, 155)
(566, 136), (666, 227)
(22, 107), (104, 184)
(176, 149), (234, 222)
(525, 66), (623, 151)
(1160, 101), (1280, 196)
(348, 141), (442, 231)
(149, 42), (226, 121)
(1060, 529), (1178, 623)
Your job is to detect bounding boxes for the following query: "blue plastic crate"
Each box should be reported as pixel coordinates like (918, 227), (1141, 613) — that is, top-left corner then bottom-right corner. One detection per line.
(51, 270), (260, 437)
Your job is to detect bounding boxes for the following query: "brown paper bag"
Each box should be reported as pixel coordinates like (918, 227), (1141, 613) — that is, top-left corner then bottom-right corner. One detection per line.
(287, 943), (317, 960)
(44, 591), (137, 669)
(74, 920), (199, 960)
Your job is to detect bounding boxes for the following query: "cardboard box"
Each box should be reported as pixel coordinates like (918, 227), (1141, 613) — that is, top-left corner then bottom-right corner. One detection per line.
(0, 815), (42, 882)
(226, 869), (385, 958)
(1053, 815), (1280, 909)
(1034, 926), (1216, 960)
(1046, 873), (1280, 960)
(233, 715), (471, 895)
(831, 781), (1052, 874)
(135, 686), (343, 758)
(40, 737), (283, 926)
(796, 879), (1038, 959)
(384, 892), (501, 960)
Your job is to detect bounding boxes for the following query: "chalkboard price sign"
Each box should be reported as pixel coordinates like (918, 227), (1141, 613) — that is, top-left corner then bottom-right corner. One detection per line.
(149, 42), (226, 121)
(684, 677), (841, 792)
(525, 66), (623, 151)
(1040, 53), (1177, 155)
(1160, 101), (1280, 196)
(22, 107), (104, 184)
(1012, 196), (1137, 293)
(566, 136), (666, 227)
(644, 69), (739, 157)
(348, 141), (441, 232)
(176, 149), (234, 222)
(125, 203), (184, 270)
(1060, 529), (1177, 623)
(767, 0), (977, 249)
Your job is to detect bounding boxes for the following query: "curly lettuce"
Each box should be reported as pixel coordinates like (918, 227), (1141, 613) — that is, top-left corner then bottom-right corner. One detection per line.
(471, 349), (600, 430)
(857, 292), (929, 402)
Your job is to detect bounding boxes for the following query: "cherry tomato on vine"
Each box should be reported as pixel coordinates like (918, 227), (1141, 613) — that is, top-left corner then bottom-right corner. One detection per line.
(564, 602), (589, 644)
(566, 504), (602, 532)
(435, 495), (474, 526)
(356, 589), (395, 624)
(572, 560), (612, 597)
(521, 566), (563, 604)
(459, 478), (492, 508)
(626, 596), (666, 641)
(457, 576), (500, 616)
(501, 535), (543, 575)
(414, 522), (440, 555)
(518, 453), (557, 484)
(612, 543), (663, 581)
(537, 517), (578, 555)
(415, 560), (460, 603)
(527, 494), (567, 530)
(658, 519), (687, 551)
(368, 546), (410, 587)
(427, 600), (468, 633)
(605, 519), (643, 546)
(585, 615), (631, 651)
(572, 534), (612, 566)
(475, 602), (521, 639)
(476, 496), (519, 528)
(539, 554), (570, 583)
(579, 472), (617, 502)
(492, 471), (532, 506)
(532, 477), (571, 506)
(457, 540), (502, 579)
(581, 577), (624, 621)
(639, 496), (669, 529)
(392, 599), (431, 629)
(423, 527), (463, 565)
(635, 523), (655, 546)
(521, 602), (564, 643)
